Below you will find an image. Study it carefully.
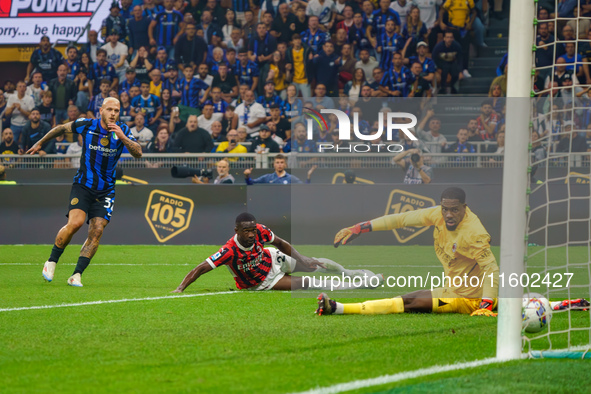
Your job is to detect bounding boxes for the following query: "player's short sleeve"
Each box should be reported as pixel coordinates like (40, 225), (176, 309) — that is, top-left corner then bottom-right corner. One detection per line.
(121, 123), (137, 141)
(206, 247), (233, 269)
(257, 224), (275, 243)
(72, 118), (93, 135)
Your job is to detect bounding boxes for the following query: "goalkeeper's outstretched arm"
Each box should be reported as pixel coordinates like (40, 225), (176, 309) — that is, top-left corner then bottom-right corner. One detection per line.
(334, 207), (436, 247)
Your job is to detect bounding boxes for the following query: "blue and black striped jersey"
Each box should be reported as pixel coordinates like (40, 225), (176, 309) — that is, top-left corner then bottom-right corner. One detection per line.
(92, 63), (118, 94)
(377, 32), (404, 71)
(234, 60), (259, 86)
(119, 78), (141, 94)
(131, 94), (161, 123)
(154, 10), (184, 47)
(71, 118), (137, 192)
(176, 77), (209, 108)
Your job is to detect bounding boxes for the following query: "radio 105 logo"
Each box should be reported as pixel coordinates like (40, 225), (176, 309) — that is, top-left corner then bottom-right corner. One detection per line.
(304, 108), (417, 153)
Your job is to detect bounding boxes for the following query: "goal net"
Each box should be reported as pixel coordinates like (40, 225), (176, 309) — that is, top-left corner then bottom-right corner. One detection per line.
(524, 0), (591, 357)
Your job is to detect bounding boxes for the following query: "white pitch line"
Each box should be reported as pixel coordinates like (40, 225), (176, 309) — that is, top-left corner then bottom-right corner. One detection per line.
(293, 357), (509, 394)
(0, 291), (238, 313)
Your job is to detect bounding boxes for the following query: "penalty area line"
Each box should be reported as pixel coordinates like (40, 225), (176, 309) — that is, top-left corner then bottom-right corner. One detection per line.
(293, 357), (509, 394)
(0, 291), (238, 313)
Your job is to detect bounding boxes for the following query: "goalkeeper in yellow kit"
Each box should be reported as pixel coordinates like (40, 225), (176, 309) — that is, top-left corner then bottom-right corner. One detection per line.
(316, 187), (499, 317)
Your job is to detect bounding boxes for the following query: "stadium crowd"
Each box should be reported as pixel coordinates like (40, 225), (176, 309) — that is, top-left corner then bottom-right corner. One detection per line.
(0, 0), (516, 163)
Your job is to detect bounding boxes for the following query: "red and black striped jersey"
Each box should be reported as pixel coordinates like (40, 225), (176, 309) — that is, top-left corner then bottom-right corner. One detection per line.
(206, 224), (275, 289)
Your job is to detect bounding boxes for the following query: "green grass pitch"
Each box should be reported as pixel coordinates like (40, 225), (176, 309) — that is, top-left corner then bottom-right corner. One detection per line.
(1, 245), (590, 393)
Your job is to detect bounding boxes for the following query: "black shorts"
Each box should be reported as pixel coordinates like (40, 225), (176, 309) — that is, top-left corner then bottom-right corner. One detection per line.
(67, 183), (116, 224)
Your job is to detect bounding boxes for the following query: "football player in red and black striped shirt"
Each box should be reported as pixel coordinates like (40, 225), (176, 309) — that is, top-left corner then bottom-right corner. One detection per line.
(173, 212), (382, 292)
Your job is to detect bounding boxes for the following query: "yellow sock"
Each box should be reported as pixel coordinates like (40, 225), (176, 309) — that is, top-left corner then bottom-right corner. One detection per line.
(343, 297), (404, 315)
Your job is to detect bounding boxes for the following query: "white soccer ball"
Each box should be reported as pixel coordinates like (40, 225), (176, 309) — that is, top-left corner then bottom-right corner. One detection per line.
(522, 293), (551, 333)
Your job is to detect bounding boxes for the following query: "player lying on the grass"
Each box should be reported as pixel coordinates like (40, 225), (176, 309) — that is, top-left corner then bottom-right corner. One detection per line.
(27, 97), (142, 287)
(316, 187), (500, 317)
(173, 212), (383, 292)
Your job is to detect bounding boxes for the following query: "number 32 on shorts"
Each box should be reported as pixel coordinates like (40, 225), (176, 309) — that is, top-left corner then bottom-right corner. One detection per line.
(103, 197), (114, 217)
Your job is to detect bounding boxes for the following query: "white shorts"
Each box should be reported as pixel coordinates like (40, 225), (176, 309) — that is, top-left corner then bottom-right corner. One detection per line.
(249, 248), (297, 291)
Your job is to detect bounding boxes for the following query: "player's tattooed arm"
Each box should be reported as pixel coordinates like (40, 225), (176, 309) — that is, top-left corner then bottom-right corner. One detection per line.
(122, 137), (143, 159)
(108, 123), (143, 158)
(26, 122), (74, 154)
(172, 261), (213, 293)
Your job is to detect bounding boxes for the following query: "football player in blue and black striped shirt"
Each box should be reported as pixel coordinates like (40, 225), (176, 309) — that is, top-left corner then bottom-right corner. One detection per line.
(27, 97), (142, 287)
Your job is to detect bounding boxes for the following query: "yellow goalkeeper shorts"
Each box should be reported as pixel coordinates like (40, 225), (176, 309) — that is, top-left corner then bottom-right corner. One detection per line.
(431, 287), (497, 314)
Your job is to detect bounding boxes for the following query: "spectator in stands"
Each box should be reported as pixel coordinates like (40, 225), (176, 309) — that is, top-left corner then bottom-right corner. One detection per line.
(257, 81), (283, 116)
(235, 89), (267, 137)
(244, 153), (306, 184)
(393, 148), (433, 184)
(130, 113), (154, 147)
(312, 84), (335, 109)
(48, 64), (78, 124)
(380, 52), (413, 97)
(249, 124), (281, 153)
(475, 99), (499, 141)
(487, 130), (505, 158)
(38, 91), (55, 126)
(285, 121), (317, 153)
(149, 69), (163, 98)
(150, 0), (185, 57)
(560, 42), (585, 81)
(211, 64), (237, 103)
(557, 0), (577, 18)
(102, 28), (129, 81)
(88, 79), (112, 119)
(102, 2), (127, 41)
(80, 30), (100, 63)
(354, 50), (379, 87)
(93, 49), (119, 95)
(432, 31), (463, 94)
(26, 36), (64, 84)
(408, 61), (432, 97)
(0, 90), (7, 131)
(370, 0), (401, 40)
(143, 0), (164, 20)
(535, 23), (555, 81)
(466, 118), (482, 142)
(177, 65), (209, 108)
(343, 68), (366, 102)
(20, 108), (51, 154)
(235, 49), (260, 92)
(64, 46), (81, 82)
(0, 128), (19, 156)
(416, 109), (447, 154)
(146, 125), (174, 153)
(301, 15), (329, 56)
(26, 72), (48, 107)
(198, 103), (223, 134)
(446, 128), (476, 155)
(556, 121), (588, 153)
(120, 67), (141, 94)
(270, 3), (297, 44)
(175, 23), (208, 68)
(402, 5), (428, 59)
(249, 22), (278, 66)
(377, 19), (406, 72)
(129, 46), (154, 84)
(407, 41), (436, 87)
(128, 6), (151, 53)
(173, 114), (214, 152)
(215, 129), (248, 155)
(5, 81), (35, 146)
(199, 10), (222, 45)
(205, 86), (229, 113)
(131, 81), (162, 130)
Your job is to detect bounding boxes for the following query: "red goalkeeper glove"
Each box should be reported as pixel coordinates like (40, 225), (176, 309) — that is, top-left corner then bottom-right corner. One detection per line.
(334, 221), (372, 247)
(470, 298), (497, 317)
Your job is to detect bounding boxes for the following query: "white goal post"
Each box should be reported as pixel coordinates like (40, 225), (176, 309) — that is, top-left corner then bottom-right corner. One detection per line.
(496, 0), (535, 360)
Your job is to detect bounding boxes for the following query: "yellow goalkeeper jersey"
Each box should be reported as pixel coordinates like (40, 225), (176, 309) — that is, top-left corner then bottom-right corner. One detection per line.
(370, 206), (499, 300)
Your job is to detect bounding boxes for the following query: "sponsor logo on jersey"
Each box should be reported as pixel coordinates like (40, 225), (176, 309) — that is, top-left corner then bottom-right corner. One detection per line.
(384, 189), (436, 243)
